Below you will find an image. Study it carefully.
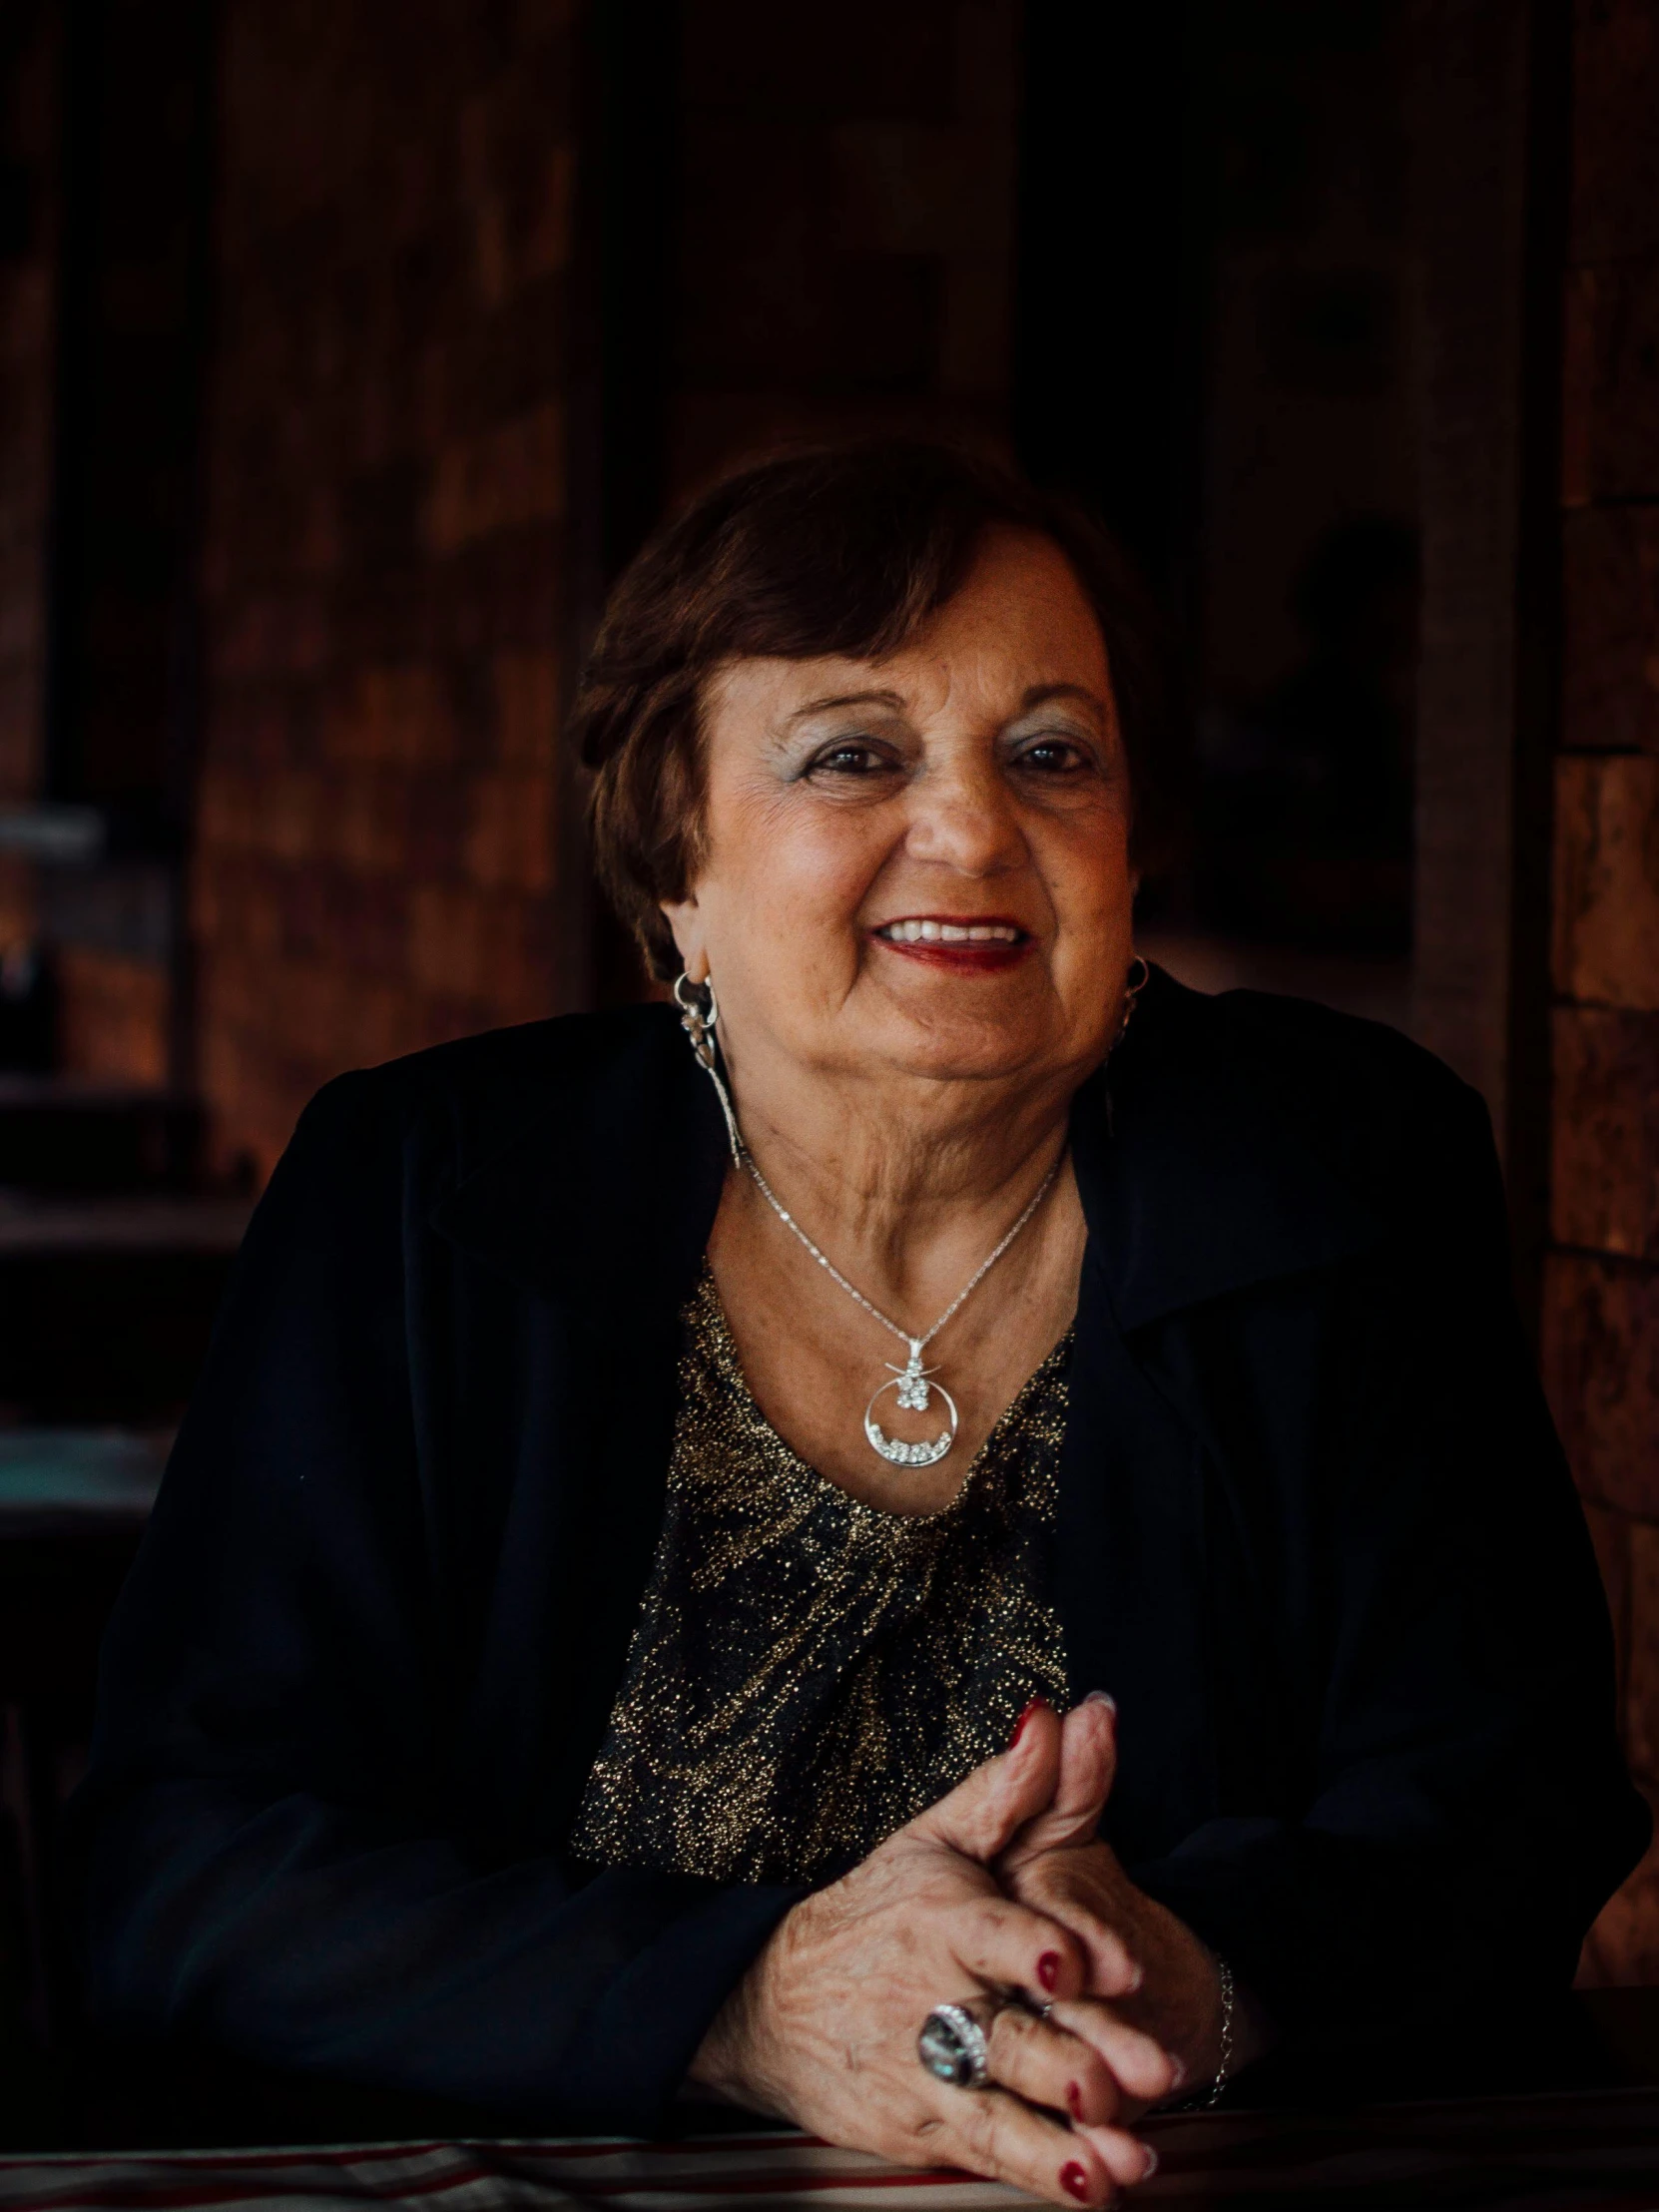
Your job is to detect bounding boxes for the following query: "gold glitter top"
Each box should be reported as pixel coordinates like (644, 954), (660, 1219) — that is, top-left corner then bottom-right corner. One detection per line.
(569, 1268), (1070, 1889)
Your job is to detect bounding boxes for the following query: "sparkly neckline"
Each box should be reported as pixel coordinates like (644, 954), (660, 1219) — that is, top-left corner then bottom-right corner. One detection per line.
(690, 1267), (1074, 1529)
(569, 1264), (1073, 1885)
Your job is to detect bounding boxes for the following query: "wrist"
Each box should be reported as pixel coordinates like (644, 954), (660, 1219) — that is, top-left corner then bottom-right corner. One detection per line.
(1202, 1954), (1238, 2101)
(688, 1962), (762, 2102)
(1155, 1953), (1233, 2110)
(686, 1919), (795, 2119)
(1172, 1954), (1274, 2107)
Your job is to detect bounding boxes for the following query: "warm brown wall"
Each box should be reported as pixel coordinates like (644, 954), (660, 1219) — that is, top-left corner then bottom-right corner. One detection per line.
(192, 0), (579, 1179)
(1551, 0), (1659, 1983)
(192, 0), (1023, 1171)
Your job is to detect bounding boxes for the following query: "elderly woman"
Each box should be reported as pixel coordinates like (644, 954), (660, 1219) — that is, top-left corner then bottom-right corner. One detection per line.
(78, 443), (1643, 2196)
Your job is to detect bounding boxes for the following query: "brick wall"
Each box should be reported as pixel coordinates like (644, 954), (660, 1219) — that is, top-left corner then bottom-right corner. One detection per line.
(0, 1), (58, 947)
(669, 0), (1019, 494)
(1552, 0), (1659, 1983)
(192, 0), (1022, 1170)
(192, 0), (579, 1178)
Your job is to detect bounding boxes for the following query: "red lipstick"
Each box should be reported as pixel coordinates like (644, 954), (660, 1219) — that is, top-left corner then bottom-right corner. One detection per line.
(872, 914), (1034, 974)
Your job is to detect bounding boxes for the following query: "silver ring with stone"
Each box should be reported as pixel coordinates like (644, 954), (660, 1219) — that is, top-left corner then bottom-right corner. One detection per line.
(918, 2000), (996, 2089)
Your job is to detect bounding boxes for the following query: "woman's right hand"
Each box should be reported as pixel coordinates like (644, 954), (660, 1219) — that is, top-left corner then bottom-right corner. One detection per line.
(686, 1710), (1177, 2206)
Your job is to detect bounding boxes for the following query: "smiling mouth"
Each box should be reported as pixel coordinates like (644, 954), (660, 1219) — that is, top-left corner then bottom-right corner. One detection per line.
(871, 915), (1034, 969)
(875, 917), (1027, 945)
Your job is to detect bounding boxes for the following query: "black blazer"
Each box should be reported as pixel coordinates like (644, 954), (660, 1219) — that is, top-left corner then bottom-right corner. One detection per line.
(74, 971), (1646, 2132)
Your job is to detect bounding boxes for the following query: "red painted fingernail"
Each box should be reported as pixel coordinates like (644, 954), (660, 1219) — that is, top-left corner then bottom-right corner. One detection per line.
(1065, 2081), (1084, 2121)
(1009, 1695), (1048, 1748)
(1037, 1949), (1061, 1991)
(1060, 2162), (1091, 2203)
(1141, 2146), (1159, 2180)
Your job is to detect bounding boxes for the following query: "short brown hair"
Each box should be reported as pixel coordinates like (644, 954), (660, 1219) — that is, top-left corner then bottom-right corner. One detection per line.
(573, 439), (1177, 982)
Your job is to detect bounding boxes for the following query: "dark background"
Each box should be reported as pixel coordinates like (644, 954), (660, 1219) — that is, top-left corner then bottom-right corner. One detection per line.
(0, 0), (1654, 2121)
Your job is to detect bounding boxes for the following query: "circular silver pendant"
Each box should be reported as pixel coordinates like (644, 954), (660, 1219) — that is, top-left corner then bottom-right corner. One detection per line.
(864, 1370), (958, 1466)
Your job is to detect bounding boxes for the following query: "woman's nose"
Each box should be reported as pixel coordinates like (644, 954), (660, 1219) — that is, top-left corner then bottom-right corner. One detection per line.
(903, 760), (1026, 875)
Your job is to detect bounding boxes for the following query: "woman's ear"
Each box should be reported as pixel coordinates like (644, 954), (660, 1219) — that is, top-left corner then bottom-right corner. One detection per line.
(660, 896), (708, 984)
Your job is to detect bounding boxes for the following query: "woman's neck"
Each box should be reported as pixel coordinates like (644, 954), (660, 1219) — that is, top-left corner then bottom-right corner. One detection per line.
(717, 1040), (1082, 1313)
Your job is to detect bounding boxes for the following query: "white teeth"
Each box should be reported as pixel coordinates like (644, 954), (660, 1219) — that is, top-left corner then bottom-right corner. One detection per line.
(878, 919), (1021, 944)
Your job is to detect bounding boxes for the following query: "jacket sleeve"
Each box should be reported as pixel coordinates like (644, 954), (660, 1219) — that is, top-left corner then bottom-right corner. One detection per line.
(71, 1072), (799, 2134)
(1127, 1073), (1648, 2073)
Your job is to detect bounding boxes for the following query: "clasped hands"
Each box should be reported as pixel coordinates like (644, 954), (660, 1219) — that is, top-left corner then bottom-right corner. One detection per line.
(690, 1694), (1244, 2207)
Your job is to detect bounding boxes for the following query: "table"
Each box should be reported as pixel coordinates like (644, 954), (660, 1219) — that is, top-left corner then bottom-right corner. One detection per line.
(3, 2096), (1658, 2212)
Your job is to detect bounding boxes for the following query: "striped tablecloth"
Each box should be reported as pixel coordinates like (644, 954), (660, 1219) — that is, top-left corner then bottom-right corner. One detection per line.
(2, 2093), (1657, 2212)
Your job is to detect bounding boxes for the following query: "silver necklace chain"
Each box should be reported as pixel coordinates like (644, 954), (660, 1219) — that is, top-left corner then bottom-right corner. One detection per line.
(742, 1149), (1061, 1364)
(676, 969), (1063, 1466)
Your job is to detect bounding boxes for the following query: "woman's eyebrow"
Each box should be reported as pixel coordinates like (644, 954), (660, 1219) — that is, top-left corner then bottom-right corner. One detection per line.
(1018, 682), (1107, 717)
(785, 688), (908, 722)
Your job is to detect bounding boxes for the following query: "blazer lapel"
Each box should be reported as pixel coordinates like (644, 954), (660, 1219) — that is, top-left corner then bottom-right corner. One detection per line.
(428, 1004), (729, 1319)
(1056, 1236), (1217, 1862)
(427, 1007), (731, 1842)
(1073, 968), (1384, 1333)
(1057, 970), (1388, 1858)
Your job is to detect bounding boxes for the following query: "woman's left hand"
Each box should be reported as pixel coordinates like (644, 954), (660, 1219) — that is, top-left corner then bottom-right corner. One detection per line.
(997, 1697), (1260, 2103)
(687, 1712), (1177, 2204)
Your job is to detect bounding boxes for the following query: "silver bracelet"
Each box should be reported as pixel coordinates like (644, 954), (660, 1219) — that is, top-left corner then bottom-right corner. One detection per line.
(1170, 1954), (1236, 2111)
(1197, 1955), (1236, 2109)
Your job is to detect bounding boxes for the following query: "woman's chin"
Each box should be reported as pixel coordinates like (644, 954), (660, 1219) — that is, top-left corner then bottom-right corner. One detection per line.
(858, 1001), (1076, 1089)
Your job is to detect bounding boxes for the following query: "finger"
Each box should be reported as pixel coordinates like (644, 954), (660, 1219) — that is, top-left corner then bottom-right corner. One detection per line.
(910, 1697), (1063, 1864)
(944, 1891), (1087, 2004)
(1073, 2122), (1160, 2193)
(1002, 1867), (1144, 2001)
(1045, 1995), (1182, 2106)
(1056, 1694), (1118, 1828)
(983, 2000), (1125, 2127)
(1005, 1695), (1118, 1861)
(1091, 1937), (1142, 2004)
(934, 2081), (1116, 2208)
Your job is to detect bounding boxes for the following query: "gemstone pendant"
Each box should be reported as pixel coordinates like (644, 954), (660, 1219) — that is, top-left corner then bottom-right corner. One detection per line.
(893, 1343), (931, 1411)
(864, 1343), (958, 1467)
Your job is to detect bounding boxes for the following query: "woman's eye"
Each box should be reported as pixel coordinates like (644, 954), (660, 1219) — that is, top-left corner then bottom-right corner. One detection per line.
(809, 741), (894, 777)
(1015, 736), (1092, 774)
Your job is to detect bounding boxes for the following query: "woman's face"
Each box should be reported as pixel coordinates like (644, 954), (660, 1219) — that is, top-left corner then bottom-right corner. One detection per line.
(662, 528), (1137, 1100)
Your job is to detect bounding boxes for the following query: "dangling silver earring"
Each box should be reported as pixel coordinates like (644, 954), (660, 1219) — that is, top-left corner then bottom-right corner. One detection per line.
(1113, 954), (1150, 1051)
(674, 971), (744, 1166)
